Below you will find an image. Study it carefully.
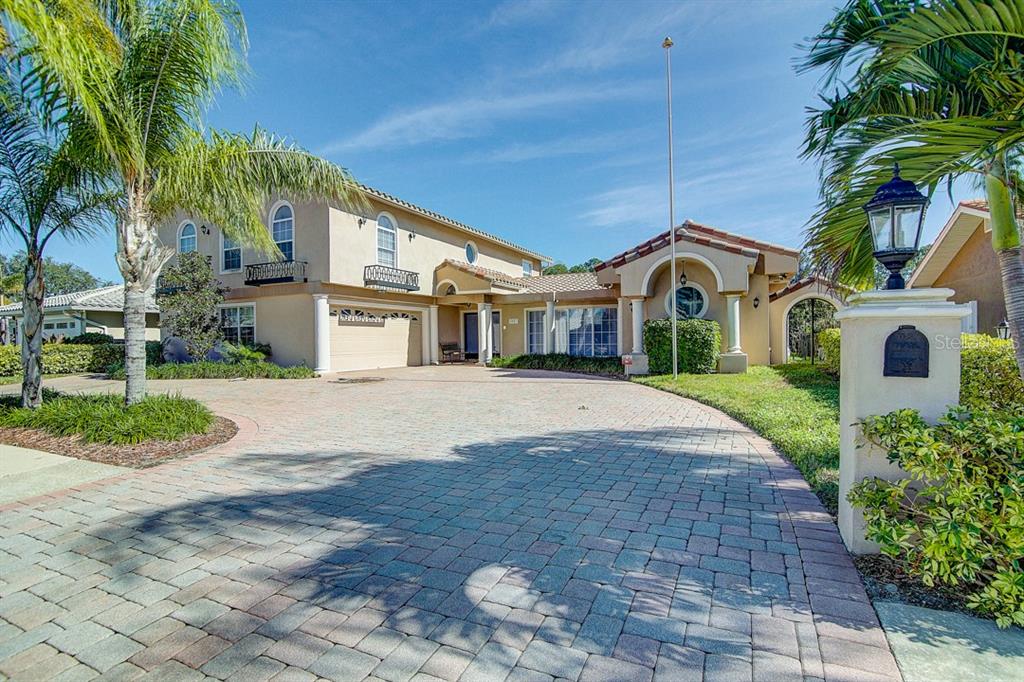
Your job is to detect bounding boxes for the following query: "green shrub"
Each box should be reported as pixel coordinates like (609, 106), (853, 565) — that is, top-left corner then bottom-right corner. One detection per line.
(220, 342), (266, 364)
(66, 332), (115, 345)
(0, 341), (164, 377)
(491, 354), (623, 377)
(644, 318), (721, 374)
(107, 360), (315, 380)
(817, 327), (841, 376)
(850, 408), (1024, 627)
(960, 334), (1023, 413)
(0, 391), (214, 444)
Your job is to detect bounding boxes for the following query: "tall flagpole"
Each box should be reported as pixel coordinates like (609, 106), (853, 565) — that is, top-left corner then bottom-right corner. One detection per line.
(663, 37), (678, 379)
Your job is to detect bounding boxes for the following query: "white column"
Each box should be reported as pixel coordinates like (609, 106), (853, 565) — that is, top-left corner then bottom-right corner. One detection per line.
(313, 294), (330, 373)
(631, 298), (645, 354)
(429, 305), (439, 364)
(726, 294), (742, 352)
(616, 297), (626, 356)
(477, 302), (489, 365)
(420, 307), (431, 366)
(543, 300), (555, 354)
(483, 303), (494, 363)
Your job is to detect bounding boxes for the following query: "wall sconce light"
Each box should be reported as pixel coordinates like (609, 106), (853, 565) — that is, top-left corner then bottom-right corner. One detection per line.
(408, 232), (416, 241)
(200, 224), (210, 235)
(357, 217), (367, 228)
(753, 297), (760, 309)
(678, 263), (687, 286)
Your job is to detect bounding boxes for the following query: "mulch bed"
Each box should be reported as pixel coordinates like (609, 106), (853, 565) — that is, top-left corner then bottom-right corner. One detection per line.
(0, 416), (238, 468)
(854, 554), (979, 618)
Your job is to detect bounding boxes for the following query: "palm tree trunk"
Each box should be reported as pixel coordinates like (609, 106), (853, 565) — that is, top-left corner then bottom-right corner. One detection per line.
(21, 250), (45, 408)
(116, 203), (173, 405)
(986, 159), (1024, 381)
(123, 284), (148, 404)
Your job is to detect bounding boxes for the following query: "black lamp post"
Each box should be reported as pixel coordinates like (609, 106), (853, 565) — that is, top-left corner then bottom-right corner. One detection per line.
(864, 163), (929, 289)
(997, 319), (1011, 340)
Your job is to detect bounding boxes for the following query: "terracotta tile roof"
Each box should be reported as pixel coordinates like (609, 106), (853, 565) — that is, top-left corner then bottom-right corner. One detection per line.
(440, 260), (523, 288)
(768, 276), (850, 303)
(683, 222), (799, 257)
(594, 221), (760, 272)
(0, 285), (158, 315)
(957, 198), (1024, 218)
(361, 185), (549, 261)
(514, 271), (609, 294)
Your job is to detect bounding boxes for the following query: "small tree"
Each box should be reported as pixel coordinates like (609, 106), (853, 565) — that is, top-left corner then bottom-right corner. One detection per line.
(155, 252), (225, 362)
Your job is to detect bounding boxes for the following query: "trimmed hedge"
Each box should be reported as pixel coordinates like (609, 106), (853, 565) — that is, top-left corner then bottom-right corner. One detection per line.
(818, 330), (1022, 411)
(491, 354), (623, 377)
(817, 327), (841, 376)
(107, 360), (316, 380)
(644, 318), (721, 374)
(960, 334), (1023, 413)
(0, 341), (163, 376)
(66, 332), (115, 345)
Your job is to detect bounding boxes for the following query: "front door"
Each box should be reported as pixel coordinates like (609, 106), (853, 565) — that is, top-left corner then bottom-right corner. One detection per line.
(464, 312), (479, 359)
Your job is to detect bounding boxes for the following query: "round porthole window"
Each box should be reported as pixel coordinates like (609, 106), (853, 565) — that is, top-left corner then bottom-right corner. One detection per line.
(465, 241), (478, 264)
(664, 284), (708, 319)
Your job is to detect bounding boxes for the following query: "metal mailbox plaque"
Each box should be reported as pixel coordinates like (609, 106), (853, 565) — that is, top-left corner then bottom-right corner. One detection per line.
(883, 325), (929, 378)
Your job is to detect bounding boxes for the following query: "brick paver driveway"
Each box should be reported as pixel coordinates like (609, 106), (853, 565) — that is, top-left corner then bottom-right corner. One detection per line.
(0, 366), (900, 681)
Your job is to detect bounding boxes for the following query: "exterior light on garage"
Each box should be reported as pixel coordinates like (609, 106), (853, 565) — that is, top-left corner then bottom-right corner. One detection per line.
(863, 163), (929, 290)
(997, 319), (1011, 340)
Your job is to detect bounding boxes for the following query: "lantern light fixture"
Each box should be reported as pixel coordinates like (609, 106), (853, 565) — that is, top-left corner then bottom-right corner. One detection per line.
(863, 163), (929, 290)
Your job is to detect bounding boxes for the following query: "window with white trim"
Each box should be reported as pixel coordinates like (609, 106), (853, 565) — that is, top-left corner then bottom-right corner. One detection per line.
(376, 214), (397, 267)
(527, 310), (545, 354)
(178, 222), (197, 254)
(220, 305), (255, 345)
(222, 234), (241, 272)
(272, 204), (294, 261)
(522, 260), (533, 276)
(548, 307), (617, 357)
(465, 241), (478, 264)
(664, 284), (708, 319)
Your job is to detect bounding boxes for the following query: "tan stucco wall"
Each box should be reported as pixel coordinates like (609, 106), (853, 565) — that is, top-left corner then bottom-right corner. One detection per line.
(229, 294), (315, 368)
(603, 242), (757, 296)
(437, 305), (461, 347)
(768, 284), (844, 365)
(933, 223), (1006, 336)
(84, 311), (161, 341)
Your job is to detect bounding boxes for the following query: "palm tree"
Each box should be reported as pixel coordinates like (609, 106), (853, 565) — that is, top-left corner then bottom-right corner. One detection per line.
(0, 80), (109, 407)
(5, 0), (362, 403)
(798, 0), (1024, 380)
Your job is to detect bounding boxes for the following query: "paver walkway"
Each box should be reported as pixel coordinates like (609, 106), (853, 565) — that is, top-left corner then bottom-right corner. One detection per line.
(0, 366), (900, 681)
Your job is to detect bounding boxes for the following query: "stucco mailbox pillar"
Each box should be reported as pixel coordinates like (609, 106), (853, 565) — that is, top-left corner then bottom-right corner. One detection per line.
(835, 288), (969, 554)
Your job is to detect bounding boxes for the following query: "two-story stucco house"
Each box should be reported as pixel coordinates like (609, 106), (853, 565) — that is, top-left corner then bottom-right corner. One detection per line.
(158, 186), (843, 373)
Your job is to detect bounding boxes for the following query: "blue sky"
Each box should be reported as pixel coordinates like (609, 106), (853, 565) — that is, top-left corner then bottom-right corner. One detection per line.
(11, 0), (969, 280)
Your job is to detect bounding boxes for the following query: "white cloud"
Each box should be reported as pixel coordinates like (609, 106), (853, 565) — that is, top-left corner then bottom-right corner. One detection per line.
(321, 81), (656, 154)
(484, 0), (559, 28)
(463, 129), (646, 164)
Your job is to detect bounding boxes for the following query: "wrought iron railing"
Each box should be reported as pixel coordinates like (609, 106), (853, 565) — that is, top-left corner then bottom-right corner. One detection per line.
(363, 264), (420, 292)
(244, 260), (307, 286)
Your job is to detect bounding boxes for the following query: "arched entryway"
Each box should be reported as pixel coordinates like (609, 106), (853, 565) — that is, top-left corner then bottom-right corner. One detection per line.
(785, 296), (838, 363)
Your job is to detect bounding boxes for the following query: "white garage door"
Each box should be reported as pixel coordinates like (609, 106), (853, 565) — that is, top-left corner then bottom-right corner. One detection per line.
(330, 307), (422, 372)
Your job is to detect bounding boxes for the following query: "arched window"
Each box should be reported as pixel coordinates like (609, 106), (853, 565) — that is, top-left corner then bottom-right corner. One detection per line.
(271, 204), (294, 261)
(465, 241), (478, 264)
(664, 283), (708, 319)
(376, 213), (397, 267)
(178, 222), (197, 254)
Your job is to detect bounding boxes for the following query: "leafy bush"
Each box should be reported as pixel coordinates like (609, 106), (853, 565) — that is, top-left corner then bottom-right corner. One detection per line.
(850, 408), (1024, 627)
(107, 360), (316, 380)
(817, 327), (841, 376)
(636, 363), (841, 512)
(0, 341), (164, 377)
(156, 252), (227, 360)
(491, 354), (623, 377)
(0, 391), (214, 444)
(960, 334), (1023, 413)
(644, 318), (721, 374)
(220, 342), (266, 364)
(65, 332), (115, 345)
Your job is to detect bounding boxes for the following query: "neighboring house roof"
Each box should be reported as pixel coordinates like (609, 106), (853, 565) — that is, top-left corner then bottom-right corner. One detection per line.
(908, 199), (992, 288)
(361, 184), (550, 262)
(0, 285), (158, 316)
(768, 275), (849, 303)
(514, 271), (609, 294)
(595, 221), (762, 272)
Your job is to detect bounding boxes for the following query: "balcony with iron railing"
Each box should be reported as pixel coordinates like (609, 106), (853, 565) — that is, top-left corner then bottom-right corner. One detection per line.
(244, 260), (308, 286)
(363, 264), (420, 292)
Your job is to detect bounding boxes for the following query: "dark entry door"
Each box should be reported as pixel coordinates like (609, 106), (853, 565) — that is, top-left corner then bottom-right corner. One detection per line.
(464, 312), (479, 359)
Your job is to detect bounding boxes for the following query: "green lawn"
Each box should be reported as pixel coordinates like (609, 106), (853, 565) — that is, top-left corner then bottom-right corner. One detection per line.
(0, 374), (74, 385)
(634, 363), (840, 513)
